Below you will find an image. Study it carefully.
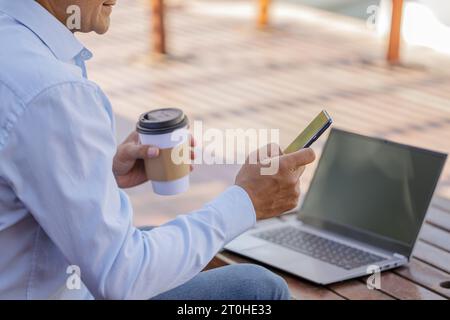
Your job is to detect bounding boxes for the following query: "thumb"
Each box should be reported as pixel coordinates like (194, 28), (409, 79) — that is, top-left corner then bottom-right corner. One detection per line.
(133, 144), (159, 160)
(281, 148), (316, 168)
(120, 143), (159, 163)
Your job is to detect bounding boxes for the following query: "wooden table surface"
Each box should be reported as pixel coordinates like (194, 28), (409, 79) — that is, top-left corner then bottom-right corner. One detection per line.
(208, 196), (450, 300)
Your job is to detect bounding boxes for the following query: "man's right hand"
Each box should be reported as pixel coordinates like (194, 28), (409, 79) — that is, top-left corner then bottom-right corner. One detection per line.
(235, 144), (316, 220)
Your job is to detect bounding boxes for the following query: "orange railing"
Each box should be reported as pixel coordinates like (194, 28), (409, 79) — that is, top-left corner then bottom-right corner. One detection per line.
(150, 0), (166, 55)
(258, 0), (271, 28)
(387, 0), (404, 64)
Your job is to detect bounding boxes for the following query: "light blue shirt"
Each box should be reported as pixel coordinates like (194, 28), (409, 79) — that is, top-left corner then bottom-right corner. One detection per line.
(0, 0), (256, 299)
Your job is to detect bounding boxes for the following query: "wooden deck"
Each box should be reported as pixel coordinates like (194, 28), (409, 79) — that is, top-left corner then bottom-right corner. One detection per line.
(77, 0), (450, 299)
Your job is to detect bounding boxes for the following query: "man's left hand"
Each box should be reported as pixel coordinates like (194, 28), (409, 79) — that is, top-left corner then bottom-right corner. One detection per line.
(113, 131), (195, 189)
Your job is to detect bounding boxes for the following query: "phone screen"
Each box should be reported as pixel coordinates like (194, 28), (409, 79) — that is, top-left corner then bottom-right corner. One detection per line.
(284, 110), (332, 154)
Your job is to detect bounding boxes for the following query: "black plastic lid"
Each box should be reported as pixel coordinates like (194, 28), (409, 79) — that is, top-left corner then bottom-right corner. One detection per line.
(136, 108), (188, 135)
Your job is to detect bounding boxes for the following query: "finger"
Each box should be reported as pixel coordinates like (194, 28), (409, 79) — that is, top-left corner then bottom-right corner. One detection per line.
(146, 146), (159, 158)
(281, 148), (315, 168)
(123, 143), (159, 162)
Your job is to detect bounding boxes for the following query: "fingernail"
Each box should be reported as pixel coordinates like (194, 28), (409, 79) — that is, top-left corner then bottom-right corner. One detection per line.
(147, 147), (159, 157)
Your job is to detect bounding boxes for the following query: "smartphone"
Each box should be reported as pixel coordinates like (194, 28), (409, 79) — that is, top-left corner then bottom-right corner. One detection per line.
(284, 110), (332, 154)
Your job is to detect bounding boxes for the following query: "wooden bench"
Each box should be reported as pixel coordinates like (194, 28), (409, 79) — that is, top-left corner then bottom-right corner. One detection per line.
(207, 196), (450, 300)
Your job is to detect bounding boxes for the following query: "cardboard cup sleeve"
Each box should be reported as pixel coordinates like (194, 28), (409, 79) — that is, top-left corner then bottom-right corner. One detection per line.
(144, 143), (190, 181)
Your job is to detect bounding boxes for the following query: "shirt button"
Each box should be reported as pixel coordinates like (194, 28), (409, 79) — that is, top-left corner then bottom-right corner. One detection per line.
(80, 50), (91, 60)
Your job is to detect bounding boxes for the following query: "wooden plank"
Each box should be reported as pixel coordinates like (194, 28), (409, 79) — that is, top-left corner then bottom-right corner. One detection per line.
(216, 252), (343, 300)
(329, 280), (394, 300)
(387, 0), (404, 64)
(150, 0), (166, 55)
(361, 271), (445, 300)
(432, 197), (450, 213)
(204, 255), (229, 271)
(426, 207), (450, 232)
(394, 258), (450, 299)
(280, 273), (344, 300)
(419, 223), (450, 252)
(413, 241), (450, 274)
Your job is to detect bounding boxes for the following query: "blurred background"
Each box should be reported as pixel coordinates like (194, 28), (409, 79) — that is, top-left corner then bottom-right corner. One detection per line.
(78, 0), (450, 227)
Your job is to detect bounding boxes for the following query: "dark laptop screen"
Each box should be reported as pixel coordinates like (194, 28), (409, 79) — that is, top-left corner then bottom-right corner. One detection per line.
(299, 129), (447, 256)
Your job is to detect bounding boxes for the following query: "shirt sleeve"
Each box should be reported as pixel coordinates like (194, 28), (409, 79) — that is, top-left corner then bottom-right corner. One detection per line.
(2, 81), (256, 299)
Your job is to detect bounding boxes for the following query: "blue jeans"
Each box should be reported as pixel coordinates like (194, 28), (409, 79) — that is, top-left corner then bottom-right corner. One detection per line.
(151, 263), (290, 300)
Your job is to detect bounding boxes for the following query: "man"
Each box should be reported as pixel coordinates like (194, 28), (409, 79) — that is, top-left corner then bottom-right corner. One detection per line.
(0, 0), (315, 299)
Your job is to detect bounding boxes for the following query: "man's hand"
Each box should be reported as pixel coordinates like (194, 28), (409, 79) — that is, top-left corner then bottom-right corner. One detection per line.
(235, 144), (316, 220)
(113, 131), (195, 189)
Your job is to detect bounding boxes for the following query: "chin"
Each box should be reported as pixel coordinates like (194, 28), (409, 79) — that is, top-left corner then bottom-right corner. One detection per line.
(93, 22), (110, 34)
(77, 21), (110, 34)
(94, 25), (110, 34)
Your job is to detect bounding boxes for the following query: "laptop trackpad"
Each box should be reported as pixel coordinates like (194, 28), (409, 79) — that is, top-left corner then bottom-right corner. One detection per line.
(242, 243), (298, 265)
(225, 235), (268, 251)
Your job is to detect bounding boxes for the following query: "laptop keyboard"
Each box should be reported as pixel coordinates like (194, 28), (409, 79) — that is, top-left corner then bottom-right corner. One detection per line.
(253, 226), (385, 270)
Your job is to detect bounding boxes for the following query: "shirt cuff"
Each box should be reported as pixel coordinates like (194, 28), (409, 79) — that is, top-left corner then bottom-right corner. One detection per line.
(207, 185), (257, 243)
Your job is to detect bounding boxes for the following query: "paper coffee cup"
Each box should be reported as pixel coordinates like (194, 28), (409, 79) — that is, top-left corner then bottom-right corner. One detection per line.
(137, 108), (190, 196)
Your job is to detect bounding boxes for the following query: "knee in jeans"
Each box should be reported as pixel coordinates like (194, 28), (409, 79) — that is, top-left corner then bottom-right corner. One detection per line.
(235, 264), (290, 300)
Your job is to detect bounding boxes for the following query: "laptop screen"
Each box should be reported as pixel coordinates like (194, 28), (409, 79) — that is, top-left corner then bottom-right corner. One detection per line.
(299, 129), (447, 256)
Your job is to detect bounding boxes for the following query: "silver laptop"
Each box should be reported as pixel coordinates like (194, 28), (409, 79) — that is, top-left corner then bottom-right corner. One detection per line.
(225, 128), (447, 284)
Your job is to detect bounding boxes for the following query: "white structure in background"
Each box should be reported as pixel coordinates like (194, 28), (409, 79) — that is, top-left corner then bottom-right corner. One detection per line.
(190, 0), (450, 55)
(377, 0), (450, 55)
